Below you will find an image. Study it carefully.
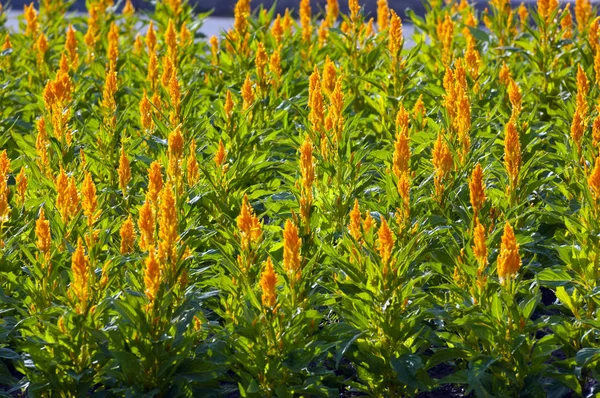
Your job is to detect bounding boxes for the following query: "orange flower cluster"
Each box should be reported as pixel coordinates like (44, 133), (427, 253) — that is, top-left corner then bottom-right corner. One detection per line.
(71, 238), (90, 312)
(469, 163), (486, 218)
(158, 183), (178, 266)
(0, 151), (9, 222)
(283, 220), (302, 283)
(35, 208), (52, 257)
(504, 118), (521, 198)
(432, 132), (454, 203)
(259, 257), (278, 308)
(377, 217), (395, 276)
(55, 168), (79, 223)
(144, 249), (160, 302)
(377, 0), (389, 31)
(443, 61), (471, 163)
(299, 136), (315, 229)
(120, 215), (135, 254)
(237, 194), (262, 254)
(571, 65), (589, 155)
(497, 222), (521, 282)
(437, 14), (454, 66)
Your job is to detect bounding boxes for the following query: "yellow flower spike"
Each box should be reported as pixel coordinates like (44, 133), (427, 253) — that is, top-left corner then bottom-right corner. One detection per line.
(349, 0), (360, 23)
(432, 132), (453, 201)
(592, 115), (600, 148)
(147, 52), (158, 90)
(392, 129), (410, 179)
(326, 0), (339, 26)
(55, 167), (69, 221)
(107, 22), (119, 66)
(84, 5), (99, 54)
(499, 61), (511, 85)
(2, 33), (11, 51)
(497, 222), (521, 283)
(118, 145), (131, 196)
(575, 0), (592, 31)
(81, 171), (98, 228)
(464, 34), (481, 80)
(283, 219), (302, 281)
(179, 24), (190, 48)
(169, 71), (181, 125)
(138, 199), (155, 251)
(395, 104), (409, 136)
(209, 35), (219, 66)
(167, 125), (184, 179)
(328, 77), (345, 143)
(388, 10), (403, 63)
(518, 3), (528, 28)
(561, 4), (573, 40)
(472, 217), (487, 269)
(146, 21), (157, 54)
(140, 90), (153, 131)
(308, 66), (325, 135)
(260, 257), (278, 309)
(269, 46), (282, 89)
(396, 172), (411, 228)
(224, 90), (235, 120)
(165, 19), (178, 60)
(438, 14), (454, 65)
(348, 199), (362, 241)
(271, 14), (284, 43)
(36, 118), (49, 169)
(165, 0), (181, 16)
(24, 3), (38, 38)
(101, 66), (118, 130)
(299, 135), (315, 228)
(186, 140), (199, 186)
(36, 208), (51, 256)
(35, 33), (48, 66)
(66, 176), (79, 220)
(65, 25), (79, 69)
(363, 210), (374, 235)
(71, 238), (90, 312)
(214, 141), (226, 169)
(377, 0), (389, 31)
(119, 215), (135, 254)
(158, 183), (178, 265)
(16, 167), (27, 204)
(282, 8), (293, 33)
(300, 0), (312, 44)
(589, 155), (600, 202)
(571, 65), (589, 155)
(469, 163), (486, 218)
(161, 54), (174, 89)
(144, 249), (160, 302)
(504, 118), (521, 196)
(507, 79), (522, 117)
(255, 41), (269, 86)
(413, 94), (426, 129)
(147, 161), (163, 204)
(123, 0), (134, 15)
(377, 216), (395, 268)
(237, 194), (262, 252)
(241, 74), (255, 110)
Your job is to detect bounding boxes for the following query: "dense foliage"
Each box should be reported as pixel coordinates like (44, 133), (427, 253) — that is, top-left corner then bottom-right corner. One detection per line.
(1, 0), (600, 396)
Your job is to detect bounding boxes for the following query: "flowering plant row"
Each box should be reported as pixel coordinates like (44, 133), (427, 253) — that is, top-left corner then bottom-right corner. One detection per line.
(1, 0), (599, 396)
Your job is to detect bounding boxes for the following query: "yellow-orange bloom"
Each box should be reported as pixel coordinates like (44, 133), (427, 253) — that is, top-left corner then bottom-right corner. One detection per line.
(300, 0), (312, 43)
(215, 140), (226, 169)
(472, 217), (487, 268)
(437, 13), (454, 65)
(260, 257), (278, 308)
(35, 33), (48, 65)
(81, 171), (98, 227)
(388, 10), (403, 64)
(165, 19), (178, 60)
(377, 0), (389, 31)
(138, 200), (155, 251)
(146, 21), (157, 54)
(593, 115), (600, 148)
(269, 46), (282, 89)
(469, 163), (486, 216)
(237, 194), (262, 251)
(24, 3), (38, 38)
(187, 140), (199, 186)
(497, 222), (521, 281)
(561, 4), (573, 40)
(65, 25), (78, 68)
(396, 105), (409, 136)
(118, 145), (131, 195)
(147, 161), (163, 204)
(224, 90), (235, 120)
(242, 74), (255, 110)
(35, 208), (51, 255)
(326, 0), (339, 26)
(168, 125), (184, 178)
(589, 155), (600, 202)
(144, 249), (160, 302)
(518, 3), (528, 27)
(392, 129), (410, 179)
(575, 0), (592, 30)
(348, 199), (362, 241)
(123, 0), (134, 15)
(377, 217), (395, 266)
(308, 66), (325, 134)
(16, 167), (27, 203)
(158, 183), (178, 263)
(327, 77), (345, 142)
(432, 132), (453, 200)
(271, 14), (284, 43)
(504, 118), (521, 193)
(322, 56), (337, 96)
(0, 152), (9, 222)
(499, 61), (511, 85)
(107, 22), (119, 66)
(71, 238), (90, 311)
(255, 42), (269, 85)
(169, 72), (181, 125)
(507, 79), (522, 117)
(283, 220), (302, 280)
(140, 90), (153, 131)
(120, 215), (135, 254)
(299, 135), (315, 226)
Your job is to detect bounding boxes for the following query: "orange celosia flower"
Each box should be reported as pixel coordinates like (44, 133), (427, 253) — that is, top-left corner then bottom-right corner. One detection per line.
(507, 79), (522, 117)
(518, 3), (529, 28)
(326, 0), (339, 26)
(499, 61), (511, 85)
(396, 172), (411, 228)
(260, 257), (278, 308)
(147, 161), (163, 205)
(210, 142), (225, 173)
(588, 155), (600, 202)
(35, 33), (48, 65)
(269, 46), (282, 89)
(322, 56), (337, 96)
(363, 210), (374, 235)
(308, 66), (325, 134)
(432, 132), (454, 201)
(120, 215), (135, 254)
(65, 25), (78, 68)
(392, 129), (410, 179)
(140, 90), (153, 131)
(377, 217), (395, 266)
(66, 176), (79, 220)
(473, 218), (487, 269)
(165, 19), (178, 60)
(107, 22), (119, 66)
(71, 238), (90, 311)
(123, 0), (134, 15)
(102, 66), (118, 131)
(3, 33), (11, 51)
(575, 0), (592, 31)
(388, 10), (403, 66)
(255, 42), (269, 86)
(187, 140), (199, 186)
(299, 135), (315, 227)
(0, 151), (8, 222)
(146, 21), (157, 54)
(158, 183), (178, 264)
(24, 3), (38, 38)
(168, 125), (184, 178)
(283, 220), (302, 280)
(144, 249), (160, 302)
(224, 90), (235, 121)
(561, 4), (573, 40)
(327, 77), (345, 143)
(55, 167), (69, 221)
(242, 74), (255, 110)
(84, 5), (99, 53)
(237, 194), (262, 251)
(161, 55), (174, 89)
(169, 72), (181, 125)
(469, 163), (486, 217)
(497, 222), (521, 282)
(209, 35), (219, 65)
(348, 199), (362, 241)
(377, 0), (389, 31)
(592, 115), (600, 148)
(396, 105), (409, 136)
(35, 208), (51, 255)
(138, 200), (155, 251)
(16, 167), (27, 204)
(271, 14), (284, 43)
(413, 95), (426, 128)
(81, 171), (98, 227)
(300, 0), (312, 43)
(118, 145), (131, 195)
(437, 14), (454, 65)
(504, 118), (521, 195)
